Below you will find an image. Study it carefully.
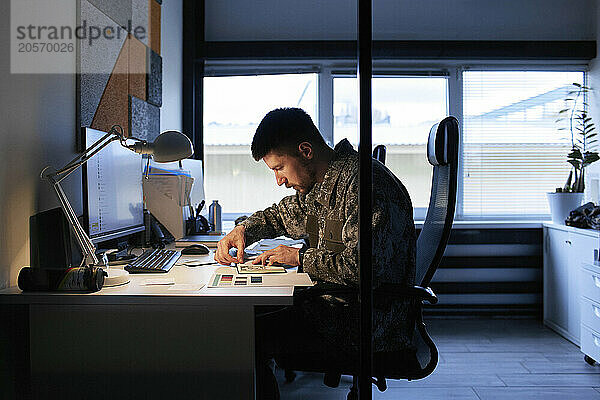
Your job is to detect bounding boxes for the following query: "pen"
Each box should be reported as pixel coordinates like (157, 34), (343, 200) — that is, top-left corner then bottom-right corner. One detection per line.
(196, 200), (205, 219)
(184, 261), (219, 267)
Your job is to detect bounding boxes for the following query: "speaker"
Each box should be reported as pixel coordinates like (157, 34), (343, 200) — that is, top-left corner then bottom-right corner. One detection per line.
(29, 207), (83, 270)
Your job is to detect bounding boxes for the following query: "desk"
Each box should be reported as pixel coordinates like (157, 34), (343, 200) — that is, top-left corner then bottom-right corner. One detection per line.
(0, 252), (294, 399)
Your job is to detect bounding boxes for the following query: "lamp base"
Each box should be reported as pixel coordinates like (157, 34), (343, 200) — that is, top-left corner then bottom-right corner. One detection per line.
(102, 267), (130, 287)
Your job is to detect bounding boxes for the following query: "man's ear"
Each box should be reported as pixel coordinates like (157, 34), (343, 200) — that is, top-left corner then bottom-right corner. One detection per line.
(298, 142), (313, 160)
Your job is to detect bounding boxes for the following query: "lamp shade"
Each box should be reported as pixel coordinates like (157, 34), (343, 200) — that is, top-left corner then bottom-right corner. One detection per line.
(150, 131), (194, 162)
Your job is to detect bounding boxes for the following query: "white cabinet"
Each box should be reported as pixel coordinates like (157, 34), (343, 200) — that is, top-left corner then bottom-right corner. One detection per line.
(581, 262), (600, 364)
(544, 227), (569, 334)
(543, 223), (599, 345)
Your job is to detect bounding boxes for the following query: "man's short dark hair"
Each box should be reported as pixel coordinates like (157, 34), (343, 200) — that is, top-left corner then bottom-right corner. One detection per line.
(251, 108), (326, 161)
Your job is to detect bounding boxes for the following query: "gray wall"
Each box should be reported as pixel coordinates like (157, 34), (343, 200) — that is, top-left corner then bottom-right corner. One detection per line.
(0, 0), (183, 290)
(0, 0), (78, 289)
(161, 0), (183, 132)
(206, 0), (596, 41)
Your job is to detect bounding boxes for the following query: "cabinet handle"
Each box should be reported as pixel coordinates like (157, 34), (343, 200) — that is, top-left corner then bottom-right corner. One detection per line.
(565, 240), (572, 245)
(594, 275), (600, 288)
(594, 334), (600, 348)
(595, 305), (600, 319)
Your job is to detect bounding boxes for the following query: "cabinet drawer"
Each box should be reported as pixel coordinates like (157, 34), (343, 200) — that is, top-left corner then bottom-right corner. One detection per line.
(580, 266), (600, 304)
(581, 296), (600, 332)
(581, 324), (600, 363)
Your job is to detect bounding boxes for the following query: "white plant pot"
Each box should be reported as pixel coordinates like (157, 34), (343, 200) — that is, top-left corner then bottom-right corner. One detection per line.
(546, 192), (584, 224)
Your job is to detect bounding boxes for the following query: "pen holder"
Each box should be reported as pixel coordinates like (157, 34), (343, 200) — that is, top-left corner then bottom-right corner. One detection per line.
(186, 215), (210, 235)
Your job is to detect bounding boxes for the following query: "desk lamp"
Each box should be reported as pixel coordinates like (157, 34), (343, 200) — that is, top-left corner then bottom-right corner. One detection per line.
(41, 125), (194, 286)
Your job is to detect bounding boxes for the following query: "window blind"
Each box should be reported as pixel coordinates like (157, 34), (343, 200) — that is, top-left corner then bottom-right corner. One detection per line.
(462, 71), (584, 217)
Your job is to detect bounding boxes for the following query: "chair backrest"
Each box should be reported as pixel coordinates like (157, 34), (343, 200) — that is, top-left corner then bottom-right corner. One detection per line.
(416, 116), (459, 287)
(373, 144), (386, 164)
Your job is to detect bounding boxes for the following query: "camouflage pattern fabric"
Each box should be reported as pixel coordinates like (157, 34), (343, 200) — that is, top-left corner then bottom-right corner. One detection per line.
(241, 139), (416, 352)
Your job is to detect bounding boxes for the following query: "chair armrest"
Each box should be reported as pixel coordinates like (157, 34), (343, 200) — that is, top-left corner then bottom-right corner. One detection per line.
(374, 284), (438, 304)
(294, 282), (357, 300)
(294, 283), (438, 305)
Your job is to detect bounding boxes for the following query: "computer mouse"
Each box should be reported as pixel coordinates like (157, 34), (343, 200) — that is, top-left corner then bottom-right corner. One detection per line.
(181, 244), (210, 255)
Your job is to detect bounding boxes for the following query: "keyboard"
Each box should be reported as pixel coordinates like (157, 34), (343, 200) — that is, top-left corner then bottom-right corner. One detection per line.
(125, 249), (181, 273)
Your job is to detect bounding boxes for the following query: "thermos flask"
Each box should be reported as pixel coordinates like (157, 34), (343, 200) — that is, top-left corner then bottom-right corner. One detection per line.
(209, 200), (222, 232)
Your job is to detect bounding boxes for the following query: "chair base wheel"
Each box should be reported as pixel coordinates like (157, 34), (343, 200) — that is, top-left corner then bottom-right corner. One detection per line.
(584, 355), (596, 366)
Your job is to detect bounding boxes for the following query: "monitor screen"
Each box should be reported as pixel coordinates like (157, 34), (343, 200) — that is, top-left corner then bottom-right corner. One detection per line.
(82, 127), (145, 243)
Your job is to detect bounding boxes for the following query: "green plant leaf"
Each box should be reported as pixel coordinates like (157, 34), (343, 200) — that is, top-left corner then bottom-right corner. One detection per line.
(568, 159), (582, 169)
(564, 170), (573, 190)
(583, 152), (600, 166)
(568, 148), (583, 158)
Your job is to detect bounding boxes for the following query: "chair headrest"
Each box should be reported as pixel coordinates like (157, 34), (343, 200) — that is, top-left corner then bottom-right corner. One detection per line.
(427, 116), (458, 166)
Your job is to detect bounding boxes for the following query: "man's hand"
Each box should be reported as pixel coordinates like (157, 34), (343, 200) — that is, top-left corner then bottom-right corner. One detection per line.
(252, 245), (300, 267)
(214, 225), (246, 265)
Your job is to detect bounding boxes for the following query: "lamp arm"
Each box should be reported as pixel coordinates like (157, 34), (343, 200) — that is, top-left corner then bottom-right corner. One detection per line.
(40, 125), (133, 267)
(50, 130), (122, 183)
(47, 174), (99, 266)
(39, 125), (191, 268)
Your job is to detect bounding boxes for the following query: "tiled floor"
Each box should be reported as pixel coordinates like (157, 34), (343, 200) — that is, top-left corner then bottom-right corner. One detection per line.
(275, 318), (600, 399)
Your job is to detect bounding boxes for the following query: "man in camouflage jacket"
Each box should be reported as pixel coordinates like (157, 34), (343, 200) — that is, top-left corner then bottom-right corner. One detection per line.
(215, 107), (416, 395)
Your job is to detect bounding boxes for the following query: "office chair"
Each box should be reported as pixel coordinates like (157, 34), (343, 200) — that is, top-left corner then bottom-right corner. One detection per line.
(373, 144), (386, 164)
(276, 116), (459, 399)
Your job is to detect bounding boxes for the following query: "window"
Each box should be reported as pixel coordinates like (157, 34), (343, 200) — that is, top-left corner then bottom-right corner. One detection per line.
(462, 71), (584, 217)
(203, 73), (318, 215)
(333, 75), (448, 212)
(202, 65), (587, 221)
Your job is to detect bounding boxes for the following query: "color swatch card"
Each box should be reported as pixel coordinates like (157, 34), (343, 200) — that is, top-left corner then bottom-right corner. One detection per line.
(210, 273), (263, 287)
(208, 267), (313, 288)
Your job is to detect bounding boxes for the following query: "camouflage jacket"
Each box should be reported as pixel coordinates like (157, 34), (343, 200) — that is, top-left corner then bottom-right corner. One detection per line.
(241, 139), (416, 352)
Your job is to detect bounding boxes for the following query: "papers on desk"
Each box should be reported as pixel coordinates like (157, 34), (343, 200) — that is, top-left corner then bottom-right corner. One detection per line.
(168, 283), (205, 291)
(143, 165), (194, 240)
(144, 165), (194, 206)
(208, 267), (313, 288)
(244, 237), (305, 256)
(141, 278), (175, 286)
(140, 278), (205, 291)
(242, 237), (306, 259)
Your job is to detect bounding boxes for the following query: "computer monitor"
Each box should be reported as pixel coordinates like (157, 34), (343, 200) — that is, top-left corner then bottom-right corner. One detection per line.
(82, 127), (145, 244)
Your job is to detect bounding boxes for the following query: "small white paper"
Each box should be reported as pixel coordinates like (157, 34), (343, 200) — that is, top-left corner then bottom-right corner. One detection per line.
(141, 278), (175, 286)
(168, 283), (205, 291)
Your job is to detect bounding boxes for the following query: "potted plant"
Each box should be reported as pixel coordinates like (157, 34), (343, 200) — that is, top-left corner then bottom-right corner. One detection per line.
(548, 83), (600, 224)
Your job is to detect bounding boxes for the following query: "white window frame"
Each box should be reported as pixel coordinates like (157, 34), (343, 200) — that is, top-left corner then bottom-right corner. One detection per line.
(203, 61), (589, 221)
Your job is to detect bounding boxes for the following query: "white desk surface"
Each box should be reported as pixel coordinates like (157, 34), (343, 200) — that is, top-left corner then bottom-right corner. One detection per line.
(0, 251), (295, 306)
